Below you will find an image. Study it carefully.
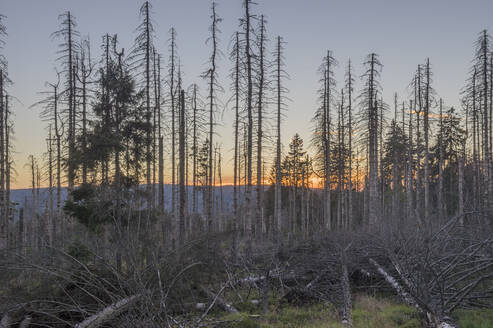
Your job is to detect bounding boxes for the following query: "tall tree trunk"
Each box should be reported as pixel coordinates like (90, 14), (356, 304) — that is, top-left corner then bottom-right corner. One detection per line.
(179, 90), (186, 244)
(157, 54), (164, 212)
(232, 32), (240, 256)
(207, 3), (219, 233)
(391, 94), (398, 220)
(368, 54), (378, 226)
(0, 71), (4, 249)
(67, 12), (75, 192)
(256, 15), (266, 236)
(4, 97), (9, 247)
(415, 69), (423, 222)
(438, 99), (444, 221)
(170, 28), (177, 218)
(144, 2), (152, 208)
(244, 0), (254, 238)
(346, 60), (353, 229)
(275, 36), (283, 237)
(192, 84), (198, 214)
(48, 125), (54, 245)
(424, 59), (431, 222)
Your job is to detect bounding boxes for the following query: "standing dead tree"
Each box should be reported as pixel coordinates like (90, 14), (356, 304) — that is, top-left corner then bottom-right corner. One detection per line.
(52, 11), (79, 195)
(202, 2), (222, 232)
(358, 53), (382, 226)
(274, 36), (288, 238)
(130, 1), (155, 207)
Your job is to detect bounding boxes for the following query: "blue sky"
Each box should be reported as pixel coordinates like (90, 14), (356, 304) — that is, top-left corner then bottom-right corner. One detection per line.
(3, 0), (493, 188)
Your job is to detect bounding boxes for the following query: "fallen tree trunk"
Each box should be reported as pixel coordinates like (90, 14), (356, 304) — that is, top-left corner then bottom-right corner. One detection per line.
(198, 285), (239, 314)
(75, 294), (140, 328)
(369, 258), (458, 328)
(341, 262), (352, 327)
(0, 313), (11, 328)
(19, 316), (31, 328)
(369, 258), (417, 307)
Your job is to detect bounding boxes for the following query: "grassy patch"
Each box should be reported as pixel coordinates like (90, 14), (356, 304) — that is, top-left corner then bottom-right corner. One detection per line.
(217, 293), (493, 327)
(456, 308), (493, 328)
(218, 294), (421, 328)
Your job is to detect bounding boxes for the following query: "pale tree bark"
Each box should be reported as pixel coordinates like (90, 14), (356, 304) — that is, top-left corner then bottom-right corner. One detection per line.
(346, 60), (353, 229)
(407, 100), (414, 221)
(366, 54), (379, 226)
(275, 36), (283, 237)
(244, 0), (254, 238)
(0, 71), (4, 249)
(157, 54), (164, 213)
(233, 32), (240, 252)
(169, 28), (177, 218)
(47, 125), (54, 245)
(179, 90), (186, 244)
(256, 15), (266, 236)
(192, 84), (199, 214)
(424, 58), (431, 222)
(205, 2), (220, 233)
(391, 93), (398, 219)
(143, 2), (152, 207)
(438, 98), (444, 221)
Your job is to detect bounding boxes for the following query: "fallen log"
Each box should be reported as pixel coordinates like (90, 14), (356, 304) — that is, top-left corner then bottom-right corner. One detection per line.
(0, 313), (10, 328)
(19, 316), (31, 328)
(198, 285), (239, 314)
(369, 258), (417, 307)
(341, 262), (352, 327)
(75, 294), (140, 328)
(369, 258), (458, 328)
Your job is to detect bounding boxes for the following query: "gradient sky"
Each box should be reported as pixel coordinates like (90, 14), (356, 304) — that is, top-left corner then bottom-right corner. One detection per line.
(3, 0), (493, 189)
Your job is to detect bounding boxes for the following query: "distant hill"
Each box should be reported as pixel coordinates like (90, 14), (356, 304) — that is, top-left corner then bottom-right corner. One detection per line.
(9, 184), (244, 215)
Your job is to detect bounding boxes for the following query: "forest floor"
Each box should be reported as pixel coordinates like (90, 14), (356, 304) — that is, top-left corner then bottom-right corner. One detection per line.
(210, 294), (493, 328)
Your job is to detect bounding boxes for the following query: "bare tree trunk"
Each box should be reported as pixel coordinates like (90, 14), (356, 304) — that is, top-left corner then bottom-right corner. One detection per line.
(170, 28), (177, 219)
(244, 0), (254, 238)
(415, 70), (423, 222)
(256, 15), (266, 237)
(206, 3), (219, 233)
(144, 2), (152, 208)
(233, 33), (240, 254)
(192, 84), (198, 214)
(0, 71), (4, 249)
(459, 150), (465, 225)
(424, 59), (431, 222)
(157, 55), (164, 213)
(392, 94), (398, 220)
(346, 60), (353, 229)
(438, 98), (444, 221)
(179, 90), (186, 245)
(275, 36), (283, 237)
(368, 54), (378, 226)
(67, 12), (75, 192)
(406, 100), (414, 221)
(341, 253), (352, 327)
(48, 125), (54, 245)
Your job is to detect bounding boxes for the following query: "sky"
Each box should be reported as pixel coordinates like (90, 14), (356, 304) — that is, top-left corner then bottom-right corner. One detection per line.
(3, 0), (493, 189)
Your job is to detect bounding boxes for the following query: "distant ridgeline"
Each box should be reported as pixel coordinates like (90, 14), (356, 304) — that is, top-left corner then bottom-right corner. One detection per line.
(10, 185), (244, 216)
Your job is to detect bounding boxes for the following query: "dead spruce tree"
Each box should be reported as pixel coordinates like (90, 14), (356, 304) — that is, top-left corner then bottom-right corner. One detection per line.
(240, 0), (256, 237)
(167, 27), (178, 217)
(358, 53), (382, 226)
(0, 14), (8, 249)
(274, 36), (288, 238)
(202, 2), (222, 232)
(312, 51), (337, 230)
(52, 11), (79, 193)
(254, 14), (268, 235)
(130, 1), (155, 207)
